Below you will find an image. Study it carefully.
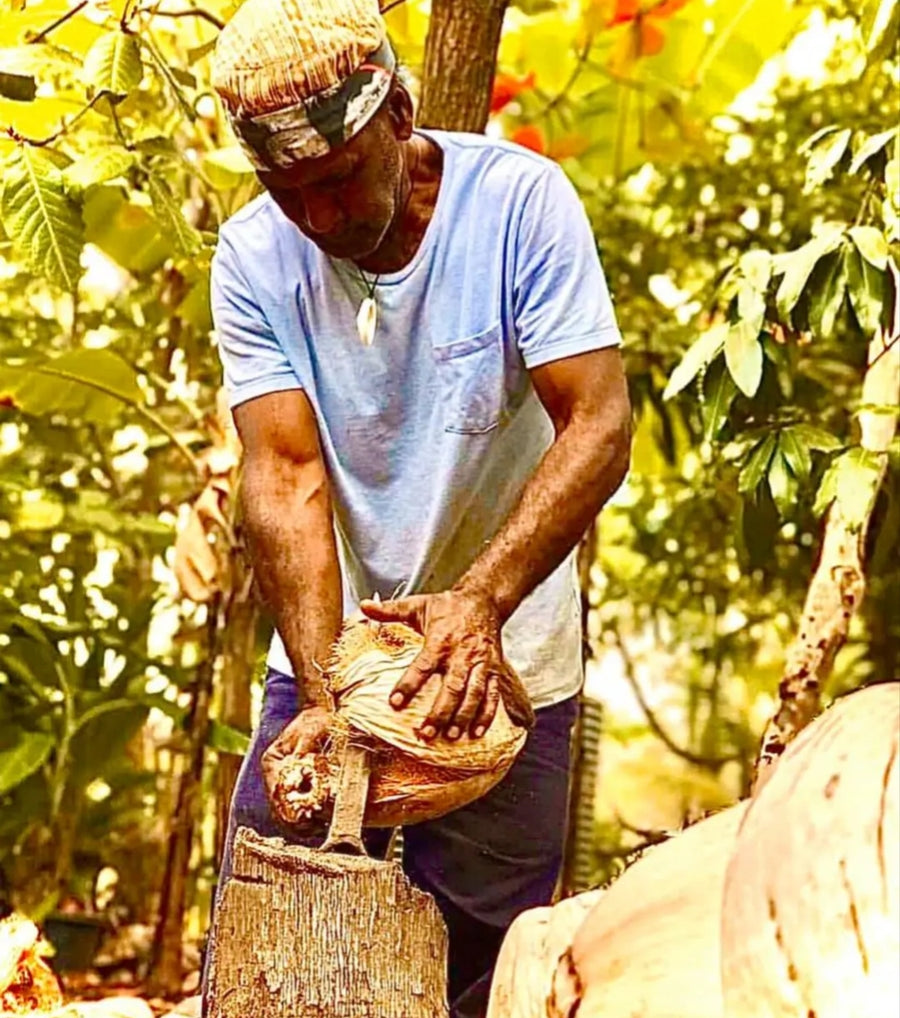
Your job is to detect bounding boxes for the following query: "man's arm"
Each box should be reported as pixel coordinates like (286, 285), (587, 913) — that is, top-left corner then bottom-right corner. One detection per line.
(362, 346), (630, 740)
(234, 388), (342, 708)
(458, 345), (630, 619)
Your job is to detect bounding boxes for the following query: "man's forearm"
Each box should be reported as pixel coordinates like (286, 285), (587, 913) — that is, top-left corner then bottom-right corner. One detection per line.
(456, 414), (630, 624)
(241, 458), (342, 705)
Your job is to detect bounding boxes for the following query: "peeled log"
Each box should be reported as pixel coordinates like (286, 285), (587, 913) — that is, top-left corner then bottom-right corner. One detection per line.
(722, 681), (900, 1018)
(549, 803), (748, 1018)
(486, 890), (603, 1018)
(204, 827), (449, 1018)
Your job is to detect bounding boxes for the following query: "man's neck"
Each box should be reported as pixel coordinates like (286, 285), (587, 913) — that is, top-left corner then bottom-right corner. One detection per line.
(354, 133), (443, 275)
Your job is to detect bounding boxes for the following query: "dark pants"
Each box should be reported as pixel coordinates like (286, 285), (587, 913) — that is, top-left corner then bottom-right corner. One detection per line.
(208, 668), (578, 1018)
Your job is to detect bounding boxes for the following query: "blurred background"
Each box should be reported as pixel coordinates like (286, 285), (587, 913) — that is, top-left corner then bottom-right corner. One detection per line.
(0, 0), (897, 1000)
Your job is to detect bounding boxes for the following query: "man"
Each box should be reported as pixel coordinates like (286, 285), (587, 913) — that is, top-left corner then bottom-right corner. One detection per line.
(208, 0), (630, 1014)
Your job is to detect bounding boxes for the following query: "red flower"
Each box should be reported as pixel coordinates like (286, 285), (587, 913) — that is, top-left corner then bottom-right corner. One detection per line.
(490, 70), (537, 113)
(511, 125), (546, 154)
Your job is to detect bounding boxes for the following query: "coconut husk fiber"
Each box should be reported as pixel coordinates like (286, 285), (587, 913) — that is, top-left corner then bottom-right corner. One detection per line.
(270, 615), (528, 828)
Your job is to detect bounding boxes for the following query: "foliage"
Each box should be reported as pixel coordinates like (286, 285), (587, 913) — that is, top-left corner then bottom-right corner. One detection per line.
(0, 0), (896, 935)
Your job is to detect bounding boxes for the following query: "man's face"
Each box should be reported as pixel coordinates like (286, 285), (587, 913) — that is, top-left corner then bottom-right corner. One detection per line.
(256, 105), (405, 261)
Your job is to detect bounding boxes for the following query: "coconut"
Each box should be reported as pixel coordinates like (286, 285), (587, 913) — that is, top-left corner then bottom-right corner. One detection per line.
(270, 616), (529, 828)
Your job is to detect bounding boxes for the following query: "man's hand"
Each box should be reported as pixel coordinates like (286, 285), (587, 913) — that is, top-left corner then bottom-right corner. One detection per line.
(359, 590), (535, 741)
(261, 705), (332, 803)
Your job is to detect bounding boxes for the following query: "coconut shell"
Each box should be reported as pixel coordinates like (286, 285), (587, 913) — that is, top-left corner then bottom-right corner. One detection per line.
(270, 616), (528, 829)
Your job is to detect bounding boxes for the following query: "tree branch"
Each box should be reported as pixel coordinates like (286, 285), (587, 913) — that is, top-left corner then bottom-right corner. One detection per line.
(611, 626), (739, 770)
(134, 5), (225, 30)
(28, 0), (89, 44)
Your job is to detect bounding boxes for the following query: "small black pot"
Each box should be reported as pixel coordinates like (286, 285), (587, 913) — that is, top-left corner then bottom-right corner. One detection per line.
(43, 912), (109, 973)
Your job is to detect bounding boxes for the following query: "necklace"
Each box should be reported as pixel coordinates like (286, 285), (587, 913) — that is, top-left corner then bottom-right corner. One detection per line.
(352, 142), (421, 347)
(355, 268), (380, 347)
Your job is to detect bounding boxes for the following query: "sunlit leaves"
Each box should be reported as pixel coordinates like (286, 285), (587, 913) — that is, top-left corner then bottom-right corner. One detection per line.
(849, 226), (889, 270)
(701, 360), (737, 443)
(849, 127), (897, 175)
(724, 319), (763, 397)
(1, 349), (142, 424)
(145, 172), (202, 257)
(82, 30), (143, 103)
(201, 146), (255, 190)
(0, 146), (83, 291)
(807, 249), (848, 339)
(801, 126), (851, 194)
(63, 147), (136, 191)
(813, 448), (885, 523)
(663, 321), (727, 399)
(774, 228), (844, 319)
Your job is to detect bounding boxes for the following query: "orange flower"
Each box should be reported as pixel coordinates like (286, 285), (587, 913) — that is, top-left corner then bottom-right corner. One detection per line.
(511, 124), (546, 154)
(490, 70), (537, 113)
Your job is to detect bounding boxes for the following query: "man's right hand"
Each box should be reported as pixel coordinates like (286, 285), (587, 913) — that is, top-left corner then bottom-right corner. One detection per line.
(261, 705), (332, 804)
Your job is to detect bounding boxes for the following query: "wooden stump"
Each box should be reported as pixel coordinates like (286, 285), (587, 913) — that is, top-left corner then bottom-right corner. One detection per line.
(204, 827), (449, 1018)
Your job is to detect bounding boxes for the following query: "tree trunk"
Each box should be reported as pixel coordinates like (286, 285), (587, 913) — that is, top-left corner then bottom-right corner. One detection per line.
(204, 827), (449, 1018)
(754, 327), (900, 791)
(418, 0), (511, 132)
(148, 601), (220, 997)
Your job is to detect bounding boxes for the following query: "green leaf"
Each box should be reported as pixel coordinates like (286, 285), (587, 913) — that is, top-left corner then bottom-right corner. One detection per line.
(725, 320), (763, 397)
(739, 249), (772, 292)
(850, 127), (898, 174)
(663, 322), (728, 400)
(83, 30), (143, 103)
(849, 225), (889, 270)
(1, 349), (142, 424)
(0, 70), (36, 101)
(808, 249), (848, 338)
(0, 147), (84, 291)
(813, 448), (885, 520)
(846, 247), (886, 336)
(207, 720), (251, 755)
(863, 0), (900, 57)
(803, 128), (851, 193)
(799, 126), (841, 154)
(0, 731), (54, 796)
(792, 424), (843, 453)
(779, 429), (812, 482)
(82, 184), (170, 274)
(145, 173), (202, 257)
(739, 434), (777, 494)
(201, 146), (256, 190)
(774, 229), (844, 318)
(737, 282), (766, 333)
(701, 360), (737, 443)
(767, 450), (797, 517)
(63, 147), (136, 191)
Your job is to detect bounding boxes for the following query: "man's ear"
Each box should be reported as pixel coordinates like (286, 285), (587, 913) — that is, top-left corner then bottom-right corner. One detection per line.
(385, 80), (414, 141)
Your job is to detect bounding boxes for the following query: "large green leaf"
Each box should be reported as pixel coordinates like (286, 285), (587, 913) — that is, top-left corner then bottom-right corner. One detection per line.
(0, 731), (54, 797)
(63, 147), (136, 192)
(83, 30), (143, 103)
(663, 321), (728, 399)
(1, 349), (142, 424)
(850, 127), (898, 175)
(145, 173), (202, 257)
(849, 225), (889, 270)
(0, 70), (36, 101)
(767, 449), (797, 517)
(0, 147), (84, 291)
(802, 127), (851, 194)
(846, 247), (886, 336)
(82, 184), (171, 273)
(774, 228), (845, 319)
(778, 429), (812, 482)
(808, 250), (848, 339)
(724, 319), (763, 397)
(701, 359), (737, 443)
(739, 433), (777, 493)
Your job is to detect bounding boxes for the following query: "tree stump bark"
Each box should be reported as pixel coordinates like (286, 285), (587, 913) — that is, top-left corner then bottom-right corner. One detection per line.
(204, 827), (449, 1018)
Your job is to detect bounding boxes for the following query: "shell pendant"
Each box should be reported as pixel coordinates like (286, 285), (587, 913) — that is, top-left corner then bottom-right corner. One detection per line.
(357, 296), (377, 347)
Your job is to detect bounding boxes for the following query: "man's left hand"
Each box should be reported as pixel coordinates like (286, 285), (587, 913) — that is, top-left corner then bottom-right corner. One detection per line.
(359, 589), (535, 741)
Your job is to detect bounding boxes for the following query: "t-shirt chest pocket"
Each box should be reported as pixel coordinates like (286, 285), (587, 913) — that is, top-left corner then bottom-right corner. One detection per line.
(432, 323), (506, 435)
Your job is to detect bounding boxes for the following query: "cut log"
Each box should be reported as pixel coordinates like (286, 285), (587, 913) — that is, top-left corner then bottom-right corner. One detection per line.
(486, 890), (603, 1018)
(722, 681), (900, 1018)
(204, 826), (449, 1018)
(548, 803), (748, 1018)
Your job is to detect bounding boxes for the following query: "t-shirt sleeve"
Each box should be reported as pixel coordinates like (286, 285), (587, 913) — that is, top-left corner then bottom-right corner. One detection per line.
(513, 164), (622, 369)
(211, 231), (303, 409)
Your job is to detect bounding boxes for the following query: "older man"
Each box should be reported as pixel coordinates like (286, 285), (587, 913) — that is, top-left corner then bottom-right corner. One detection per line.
(208, 0), (630, 1013)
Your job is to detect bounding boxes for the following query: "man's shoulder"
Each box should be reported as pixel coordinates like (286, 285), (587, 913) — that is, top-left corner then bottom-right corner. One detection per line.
(433, 129), (561, 197)
(217, 191), (285, 253)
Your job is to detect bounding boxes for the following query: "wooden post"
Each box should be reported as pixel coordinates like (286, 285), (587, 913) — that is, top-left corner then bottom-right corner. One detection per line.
(205, 827), (449, 1018)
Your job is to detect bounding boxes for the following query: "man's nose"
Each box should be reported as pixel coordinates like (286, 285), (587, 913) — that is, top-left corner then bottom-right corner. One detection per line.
(303, 195), (343, 235)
